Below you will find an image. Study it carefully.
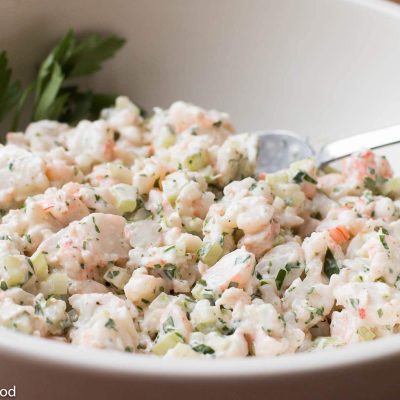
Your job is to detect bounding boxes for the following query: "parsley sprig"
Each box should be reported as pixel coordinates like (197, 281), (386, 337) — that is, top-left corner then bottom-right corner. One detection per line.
(0, 29), (126, 130)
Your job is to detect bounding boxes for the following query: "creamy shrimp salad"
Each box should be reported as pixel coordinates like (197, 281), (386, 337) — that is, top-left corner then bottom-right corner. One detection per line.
(1, 98), (400, 358)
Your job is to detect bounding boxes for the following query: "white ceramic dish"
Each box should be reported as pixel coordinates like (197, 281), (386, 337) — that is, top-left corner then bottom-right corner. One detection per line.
(1, 0), (400, 399)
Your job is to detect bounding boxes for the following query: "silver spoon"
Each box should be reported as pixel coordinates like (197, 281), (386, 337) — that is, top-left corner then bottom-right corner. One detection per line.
(255, 124), (400, 173)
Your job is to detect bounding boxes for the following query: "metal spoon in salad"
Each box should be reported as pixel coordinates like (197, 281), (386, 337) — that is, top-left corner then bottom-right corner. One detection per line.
(255, 124), (400, 173)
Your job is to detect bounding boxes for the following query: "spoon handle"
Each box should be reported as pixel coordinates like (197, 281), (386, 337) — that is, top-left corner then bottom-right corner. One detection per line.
(317, 124), (400, 167)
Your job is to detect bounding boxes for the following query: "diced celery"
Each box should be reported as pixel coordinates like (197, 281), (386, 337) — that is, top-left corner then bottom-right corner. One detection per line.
(40, 273), (68, 296)
(321, 165), (340, 174)
(110, 184), (138, 214)
(108, 163), (132, 184)
(103, 266), (130, 289)
(182, 217), (203, 236)
(162, 174), (189, 204)
(357, 326), (376, 341)
(198, 242), (223, 266)
(3, 255), (26, 287)
(192, 283), (215, 302)
(382, 178), (400, 196)
(183, 151), (207, 171)
(313, 336), (345, 349)
(30, 251), (48, 281)
(157, 125), (176, 148)
(149, 292), (170, 310)
(272, 183), (305, 208)
(152, 331), (184, 355)
(265, 171), (289, 187)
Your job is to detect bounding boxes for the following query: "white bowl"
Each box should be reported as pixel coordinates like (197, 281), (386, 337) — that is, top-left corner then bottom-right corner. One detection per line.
(1, 0), (400, 399)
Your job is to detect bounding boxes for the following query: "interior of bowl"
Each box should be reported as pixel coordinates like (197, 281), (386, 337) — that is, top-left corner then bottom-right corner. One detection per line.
(1, 0), (400, 375)
(2, 0), (400, 148)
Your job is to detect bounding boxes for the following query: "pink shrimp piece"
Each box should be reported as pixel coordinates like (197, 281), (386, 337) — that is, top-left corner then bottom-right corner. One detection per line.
(39, 183), (89, 226)
(168, 102), (233, 134)
(202, 248), (255, 293)
(37, 213), (129, 280)
(239, 222), (280, 259)
(159, 303), (192, 340)
(317, 173), (345, 193)
(342, 150), (393, 185)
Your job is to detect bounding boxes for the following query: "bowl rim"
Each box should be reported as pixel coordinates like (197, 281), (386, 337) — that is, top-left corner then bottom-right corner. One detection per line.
(1, 327), (400, 378)
(2, 0), (400, 379)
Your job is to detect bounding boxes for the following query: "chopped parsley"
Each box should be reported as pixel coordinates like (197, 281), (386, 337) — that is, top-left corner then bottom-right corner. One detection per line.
(349, 298), (359, 309)
(275, 268), (286, 290)
(163, 263), (176, 280)
(293, 170), (317, 184)
(92, 216), (100, 233)
(163, 245), (176, 253)
(323, 248), (340, 279)
(107, 270), (120, 279)
(105, 318), (117, 331)
(191, 344), (215, 354)
(379, 234), (389, 251)
(162, 316), (175, 333)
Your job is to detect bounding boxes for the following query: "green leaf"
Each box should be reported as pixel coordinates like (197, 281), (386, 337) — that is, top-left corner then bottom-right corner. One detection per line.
(66, 34), (126, 78)
(34, 30), (76, 103)
(2, 30), (128, 129)
(11, 83), (34, 131)
(0, 50), (23, 122)
(323, 248), (340, 279)
(89, 93), (118, 118)
(57, 86), (93, 124)
(33, 62), (64, 120)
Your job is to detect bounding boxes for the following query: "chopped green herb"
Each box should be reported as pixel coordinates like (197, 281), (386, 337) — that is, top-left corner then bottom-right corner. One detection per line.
(163, 245), (176, 253)
(163, 264), (176, 280)
(34, 301), (44, 315)
(363, 177), (378, 194)
(275, 269), (287, 290)
(162, 316), (175, 333)
(379, 234), (389, 251)
(293, 170), (317, 184)
(349, 298), (359, 309)
(92, 216), (100, 233)
(107, 270), (120, 279)
(191, 344), (215, 354)
(323, 248), (340, 278)
(105, 318), (117, 331)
